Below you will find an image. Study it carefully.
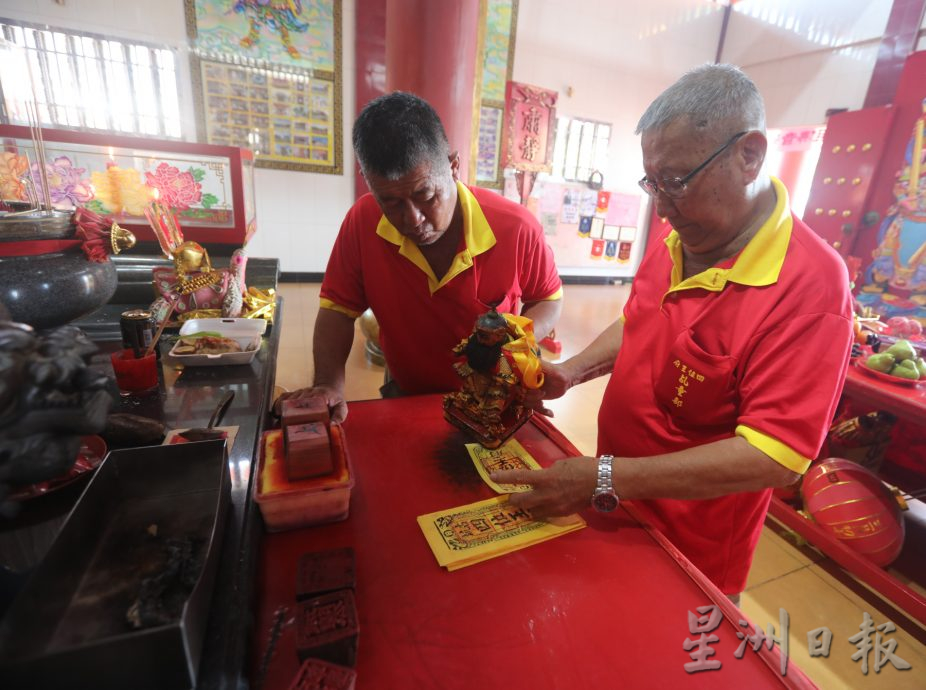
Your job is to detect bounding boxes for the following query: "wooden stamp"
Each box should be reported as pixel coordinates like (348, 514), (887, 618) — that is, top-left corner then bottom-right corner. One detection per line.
(284, 422), (333, 480)
(282, 397), (330, 428)
(297, 547), (356, 600)
(287, 658), (356, 690)
(296, 589), (359, 667)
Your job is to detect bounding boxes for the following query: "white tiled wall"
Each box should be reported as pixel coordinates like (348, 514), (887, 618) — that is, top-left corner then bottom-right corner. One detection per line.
(511, 0), (902, 190)
(514, 0), (726, 192)
(727, 0), (894, 128)
(0, 0), (917, 271)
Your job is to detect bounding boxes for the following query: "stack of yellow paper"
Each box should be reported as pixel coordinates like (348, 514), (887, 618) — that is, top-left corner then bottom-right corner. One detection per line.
(419, 438), (585, 570)
(417, 495), (586, 571)
(465, 439), (541, 493)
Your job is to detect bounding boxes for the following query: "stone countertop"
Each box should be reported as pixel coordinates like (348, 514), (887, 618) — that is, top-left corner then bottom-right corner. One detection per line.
(0, 297), (283, 690)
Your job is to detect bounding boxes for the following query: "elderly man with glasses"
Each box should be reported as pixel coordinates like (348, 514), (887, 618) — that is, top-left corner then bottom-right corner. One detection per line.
(492, 64), (853, 605)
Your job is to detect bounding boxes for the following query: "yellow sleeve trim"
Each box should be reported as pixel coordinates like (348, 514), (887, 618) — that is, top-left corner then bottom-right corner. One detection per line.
(319, 297), (362, 319)
(735, 425), (812, 474)
(538, 287), (563, 301)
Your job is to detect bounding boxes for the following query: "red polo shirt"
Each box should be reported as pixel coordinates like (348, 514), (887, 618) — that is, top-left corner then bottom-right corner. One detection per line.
(320, 182), (562, 394)
(599, 178), (853, 593)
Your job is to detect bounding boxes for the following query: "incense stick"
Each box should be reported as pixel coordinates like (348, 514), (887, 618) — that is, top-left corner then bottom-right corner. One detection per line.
(25, 101), (51, 214)
(144, 298), (177, 358)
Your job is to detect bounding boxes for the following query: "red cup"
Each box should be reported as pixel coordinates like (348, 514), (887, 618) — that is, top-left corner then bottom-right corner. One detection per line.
(110, 348), (158, 395)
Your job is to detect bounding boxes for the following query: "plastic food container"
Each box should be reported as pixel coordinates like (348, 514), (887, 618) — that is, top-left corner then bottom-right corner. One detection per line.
(254, 424), (354, 532)
(169, 318), (265, 366)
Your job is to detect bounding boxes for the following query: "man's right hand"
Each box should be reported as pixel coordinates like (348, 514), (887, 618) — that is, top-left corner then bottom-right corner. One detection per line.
(523, 359), (573, 415)
(273, 385), (348, 423)
(538, 359), (573, 400)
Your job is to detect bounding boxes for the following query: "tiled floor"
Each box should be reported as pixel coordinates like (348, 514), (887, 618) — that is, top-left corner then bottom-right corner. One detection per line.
(275, 283), (926, 688)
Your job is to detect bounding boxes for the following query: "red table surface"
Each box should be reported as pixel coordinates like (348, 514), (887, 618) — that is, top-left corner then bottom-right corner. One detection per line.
(843, 362), (926, 425)
(252, 395), (814, 689)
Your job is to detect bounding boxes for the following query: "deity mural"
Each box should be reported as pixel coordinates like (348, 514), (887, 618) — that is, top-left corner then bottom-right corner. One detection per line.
(858, 100), (926, 323)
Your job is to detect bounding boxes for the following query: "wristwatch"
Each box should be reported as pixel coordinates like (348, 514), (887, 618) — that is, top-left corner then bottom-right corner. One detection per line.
(591, 454), (620, 513)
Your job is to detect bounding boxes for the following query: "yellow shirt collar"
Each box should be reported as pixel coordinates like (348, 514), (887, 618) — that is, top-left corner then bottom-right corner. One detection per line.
(375, 181), (497, 294)
(664, 176), (792, 293)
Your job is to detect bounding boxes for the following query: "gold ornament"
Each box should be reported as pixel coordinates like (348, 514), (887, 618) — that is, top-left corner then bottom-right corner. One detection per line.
(171, 241), (221, 295)
(173, 241), (210, 274)
(242, 286), (276, 323)
(179, 309), (223, 322)
(176, 270), (222, 295)
(109, 223), (136, 255)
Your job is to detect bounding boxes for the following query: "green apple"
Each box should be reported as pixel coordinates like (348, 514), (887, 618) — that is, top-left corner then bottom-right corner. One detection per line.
(865, 352), (896, 373)
(885, 339), (917, 362)
(891, 361), (920, 380)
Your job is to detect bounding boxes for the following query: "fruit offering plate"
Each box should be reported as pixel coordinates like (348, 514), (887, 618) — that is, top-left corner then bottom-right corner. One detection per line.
(876, 334), (926, 355)
(854, 360), (925, 387)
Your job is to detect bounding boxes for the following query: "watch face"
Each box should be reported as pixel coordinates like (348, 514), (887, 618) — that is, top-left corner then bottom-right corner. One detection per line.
(593, 491), (619, 513)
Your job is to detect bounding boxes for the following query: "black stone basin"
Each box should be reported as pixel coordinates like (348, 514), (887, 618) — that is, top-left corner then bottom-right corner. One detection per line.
(0, 211), (119, 330)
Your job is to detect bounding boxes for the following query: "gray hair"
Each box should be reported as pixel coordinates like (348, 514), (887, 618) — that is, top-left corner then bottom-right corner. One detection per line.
(635, 63), (766, 139)
(352, 91), (450, 179)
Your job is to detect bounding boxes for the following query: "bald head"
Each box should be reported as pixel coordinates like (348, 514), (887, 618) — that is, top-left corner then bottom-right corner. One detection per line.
(636, 63), (766, 143)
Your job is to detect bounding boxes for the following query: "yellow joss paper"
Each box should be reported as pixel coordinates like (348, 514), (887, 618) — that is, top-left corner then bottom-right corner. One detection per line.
(465, 439), (541, 493)
(417, 495), (585, 571)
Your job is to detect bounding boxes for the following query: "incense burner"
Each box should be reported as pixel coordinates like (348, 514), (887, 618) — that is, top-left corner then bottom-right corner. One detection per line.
(0, 211), (120, 330)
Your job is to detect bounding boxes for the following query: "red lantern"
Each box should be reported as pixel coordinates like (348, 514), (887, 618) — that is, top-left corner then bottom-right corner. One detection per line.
(801, 458), (905, 567)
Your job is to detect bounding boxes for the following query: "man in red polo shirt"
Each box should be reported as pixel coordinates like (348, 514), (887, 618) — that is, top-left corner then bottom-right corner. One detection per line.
(492, 64), (853, 601)
(278, 92), (562, 422)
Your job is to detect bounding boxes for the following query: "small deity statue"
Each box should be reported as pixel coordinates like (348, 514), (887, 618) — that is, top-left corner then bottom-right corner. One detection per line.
(146, 201), (248, 320)
(443, 308), (544, 448)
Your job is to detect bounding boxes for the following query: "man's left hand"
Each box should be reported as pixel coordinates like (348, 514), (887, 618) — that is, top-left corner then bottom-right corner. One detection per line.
(490, 456), (598, 519)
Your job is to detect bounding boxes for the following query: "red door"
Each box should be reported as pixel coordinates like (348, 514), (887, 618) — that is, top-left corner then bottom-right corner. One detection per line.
(802, 107), (896, 258)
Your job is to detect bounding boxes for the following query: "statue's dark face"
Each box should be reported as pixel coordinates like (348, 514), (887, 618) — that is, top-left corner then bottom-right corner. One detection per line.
(475, 327), (507, 348)
(463, 332), (504, 374)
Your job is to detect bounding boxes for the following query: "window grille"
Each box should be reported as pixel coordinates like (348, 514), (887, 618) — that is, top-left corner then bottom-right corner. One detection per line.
(552, 116), (611, 183)
(0, 18), (182, 138)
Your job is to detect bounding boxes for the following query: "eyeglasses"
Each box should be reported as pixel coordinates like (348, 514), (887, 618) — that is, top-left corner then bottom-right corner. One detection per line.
(638, 131), (748, 199)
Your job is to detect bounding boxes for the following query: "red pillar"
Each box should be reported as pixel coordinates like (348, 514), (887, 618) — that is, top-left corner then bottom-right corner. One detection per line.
(354, 0), (387, 201)
(385, 0), (480, 182)
(863, 0), (926, 108)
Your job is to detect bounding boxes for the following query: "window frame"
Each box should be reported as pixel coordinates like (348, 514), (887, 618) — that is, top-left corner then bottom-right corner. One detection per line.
(0, 17), (182, 139)
(553, 115), (612, 183)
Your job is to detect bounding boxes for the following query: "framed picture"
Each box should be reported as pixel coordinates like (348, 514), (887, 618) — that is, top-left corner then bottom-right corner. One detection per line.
(185, 0), (343, 174)
(0, 124), (256, 246)
(472, 0), (518, 189)
(501, 81), (557, 174)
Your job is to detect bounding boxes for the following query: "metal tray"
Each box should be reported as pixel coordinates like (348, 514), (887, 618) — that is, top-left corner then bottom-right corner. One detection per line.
(0, 440), (230, 690)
